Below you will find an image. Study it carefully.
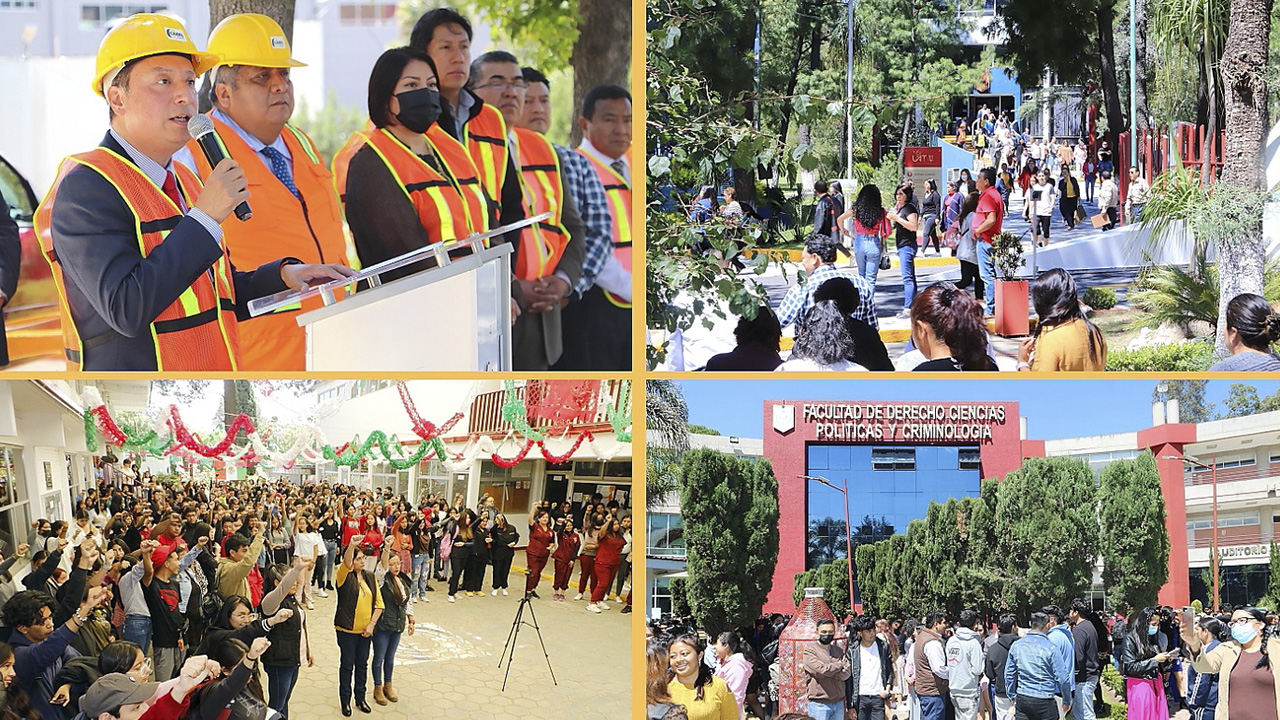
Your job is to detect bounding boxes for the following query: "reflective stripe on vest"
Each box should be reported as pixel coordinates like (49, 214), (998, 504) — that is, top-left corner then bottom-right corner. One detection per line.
(184, 117), (349, 371)
(33, 147), (239, 370)
(362, 128), (476, 247)
(462, 103), (509, 203)
(575, 148), (632, 308)
(512, 127), (570, 281)
(426, 125), (493, 235)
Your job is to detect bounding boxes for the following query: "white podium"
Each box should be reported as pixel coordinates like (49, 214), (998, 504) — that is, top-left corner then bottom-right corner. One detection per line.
(297, 242), (513, 371)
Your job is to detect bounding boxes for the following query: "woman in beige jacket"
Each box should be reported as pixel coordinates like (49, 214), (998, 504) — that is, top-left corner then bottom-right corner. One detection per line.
(1181, 607), (1280, 720)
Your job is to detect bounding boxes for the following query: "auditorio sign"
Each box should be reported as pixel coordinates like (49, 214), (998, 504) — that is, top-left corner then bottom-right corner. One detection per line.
(794, 402), (1010, 443)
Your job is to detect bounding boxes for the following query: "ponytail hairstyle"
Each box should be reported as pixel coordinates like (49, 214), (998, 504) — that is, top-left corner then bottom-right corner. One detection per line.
(1030, 268), (1105, 364)
(669, 633), (715, 701)
(910, 283), (995, 370)
(1196, 616), (1227, 644)
(1224, 293), (1280, 353)
(716, 631), (743, 656)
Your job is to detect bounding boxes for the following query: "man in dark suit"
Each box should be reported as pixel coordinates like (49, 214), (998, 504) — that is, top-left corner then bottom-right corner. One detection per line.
(0, 194), (20, 366)
(35, 14), (351, 370)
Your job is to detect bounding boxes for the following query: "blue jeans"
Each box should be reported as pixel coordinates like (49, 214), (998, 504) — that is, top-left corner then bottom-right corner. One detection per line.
(921, 694), (947, 720)
(121, 614), (152, 653)
(854, 234), (882, 290)
(411, 553), (432, 599)
(264, 664), (299, 720)
(371, 630), (401, 685)
(808, 700), (846, 720)
(336, 631), (371, 704)
(1072, 678), (1098, 720)
(976, 240), (996, 313)
(898, 244), (918, 310)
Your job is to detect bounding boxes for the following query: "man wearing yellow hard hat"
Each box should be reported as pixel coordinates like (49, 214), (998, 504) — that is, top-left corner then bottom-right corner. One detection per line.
(174, 14), (349, 371)
(33, 13), (353, 371)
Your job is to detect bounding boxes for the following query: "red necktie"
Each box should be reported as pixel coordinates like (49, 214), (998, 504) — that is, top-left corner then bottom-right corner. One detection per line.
(161, 171), (185, 212)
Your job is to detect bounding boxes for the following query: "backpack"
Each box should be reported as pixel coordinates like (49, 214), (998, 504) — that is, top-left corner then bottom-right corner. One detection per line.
(439, 530), (453, 562)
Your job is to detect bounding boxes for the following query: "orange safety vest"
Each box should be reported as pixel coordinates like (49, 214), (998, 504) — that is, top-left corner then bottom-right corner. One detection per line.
(34, 148), (239, 370)
(575, 148), (632, 308)
(185, 118), (349, 372)
(463, 103), (510, 205)
(359, 127), (479, 248)
(511, 128), (570, 281)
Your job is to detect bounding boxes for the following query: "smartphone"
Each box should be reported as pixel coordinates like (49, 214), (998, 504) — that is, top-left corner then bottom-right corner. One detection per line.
(1181, 606), (1195, 627)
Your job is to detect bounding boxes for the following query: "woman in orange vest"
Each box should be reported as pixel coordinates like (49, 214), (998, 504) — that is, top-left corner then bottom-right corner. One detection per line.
(344, 47), (491, 282)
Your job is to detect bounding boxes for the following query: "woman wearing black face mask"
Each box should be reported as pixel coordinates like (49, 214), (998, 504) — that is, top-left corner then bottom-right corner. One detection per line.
(342, 47), (495, 282)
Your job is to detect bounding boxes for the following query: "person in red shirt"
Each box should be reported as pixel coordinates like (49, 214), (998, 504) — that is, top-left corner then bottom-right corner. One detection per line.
(972, 167), (1003, 316)
(550, 519), (580, 601)
(586, 518), (625, 614)
(523, 509), (556, 599)
(340, 505), (364, 549)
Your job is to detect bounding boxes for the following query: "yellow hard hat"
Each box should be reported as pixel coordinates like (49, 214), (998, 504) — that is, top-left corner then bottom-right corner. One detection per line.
(206, 14), (306, 69)
(92, 13), (221, 97)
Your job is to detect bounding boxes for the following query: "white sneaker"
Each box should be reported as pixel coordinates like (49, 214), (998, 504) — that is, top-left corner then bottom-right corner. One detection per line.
(599, 601), (611, 610)
(492, 589), (498, 596)
(448, 595), (455, 603)
(573, 593), (583, 601)
(317, 589), (329, 598)
(586, 603), (601, 613)
(501, 589), (508, 596)
(307, 601), (315, 610)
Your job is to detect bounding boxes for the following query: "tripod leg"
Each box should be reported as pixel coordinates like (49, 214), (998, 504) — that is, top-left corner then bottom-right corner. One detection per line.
(499, 597), (524, 669)
(521, 598), (557, 685)
(501, 597), (528, 692)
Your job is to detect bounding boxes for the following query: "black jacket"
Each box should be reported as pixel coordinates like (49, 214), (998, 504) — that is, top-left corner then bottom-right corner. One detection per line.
(845, 636), (895, 706)
(1072, 620), (1100, 681)
(1119, 632), (1170, 680)
(0, 194), (20, 366)
(986, 632), (1020, 698)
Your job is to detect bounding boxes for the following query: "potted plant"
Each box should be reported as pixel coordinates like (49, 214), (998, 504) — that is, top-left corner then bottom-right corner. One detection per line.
(991, 230), (1029, 336)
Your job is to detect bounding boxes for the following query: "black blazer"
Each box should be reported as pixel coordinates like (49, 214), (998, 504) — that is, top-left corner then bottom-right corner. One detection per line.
(0, 195), (20, 366)
(46, 132), (293, 370)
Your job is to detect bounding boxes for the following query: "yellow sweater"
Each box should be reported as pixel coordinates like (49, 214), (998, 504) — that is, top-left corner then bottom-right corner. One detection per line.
(1030, 318), (1106, 371)
(668, 676), (739, 720)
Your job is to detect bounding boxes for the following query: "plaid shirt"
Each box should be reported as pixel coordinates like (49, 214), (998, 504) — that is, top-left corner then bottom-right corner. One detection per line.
(556, 144), (612, 296)
(776, 263), (879, 329)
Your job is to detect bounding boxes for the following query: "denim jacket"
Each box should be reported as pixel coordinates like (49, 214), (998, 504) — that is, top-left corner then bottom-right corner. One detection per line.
(1006, 630), (1071, 701)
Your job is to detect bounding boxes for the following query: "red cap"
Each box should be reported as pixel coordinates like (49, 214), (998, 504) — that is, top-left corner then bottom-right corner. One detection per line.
(151, 539), (187, 567)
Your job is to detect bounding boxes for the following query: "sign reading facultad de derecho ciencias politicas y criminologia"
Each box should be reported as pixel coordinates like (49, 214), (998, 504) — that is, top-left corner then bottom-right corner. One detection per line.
(775, 402), (1010, 443)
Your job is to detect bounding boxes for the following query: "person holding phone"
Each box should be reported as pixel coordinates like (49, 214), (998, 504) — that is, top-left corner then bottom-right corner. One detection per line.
(1120, 607), (1175, 720)
(1181, 607), (1280, 720)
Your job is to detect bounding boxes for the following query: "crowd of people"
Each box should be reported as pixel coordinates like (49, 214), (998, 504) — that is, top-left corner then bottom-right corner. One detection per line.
(0, 453), (632, 720)
(646, 600), (1280, 720)
(27, 7), (631, 372)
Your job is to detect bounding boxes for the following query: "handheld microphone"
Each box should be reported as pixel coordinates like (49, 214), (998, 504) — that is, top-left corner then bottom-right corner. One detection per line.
(187, 114), (252, 222)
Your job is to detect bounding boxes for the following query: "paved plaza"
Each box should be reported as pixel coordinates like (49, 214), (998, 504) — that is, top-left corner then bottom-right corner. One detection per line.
(278, 565), (632, 720)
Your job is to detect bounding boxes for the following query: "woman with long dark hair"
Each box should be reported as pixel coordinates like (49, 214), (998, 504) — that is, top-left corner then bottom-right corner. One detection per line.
(1209, 293), (1280, 371)
(372, 551), (412, 705)
(837, 184), (892, 289)
(909, 283), (996, 371)
(951, 192), (983, 301)
(1185, 616), (1226, 720)
(712, 632), (752, 720)
(648, 643), (689, 720)
(586, 517), (625, 613)
(1182, 607), (1280, 720)
(776, 301), (868, 371)
(919, 178), (942, 255)
(668, 634), (739, 720)
(261, 562), (312, 720)
(334, 540), (383, 715)
(0, 642), (37, 720)
(888, 183), (921, 317)
(446, 510), (474, 602)
(1121, 607), (1175, 720)
(524, 509), (555, 599)
(179, 637), (268, 720)
(551, 518), (579, 602)
(487, 514), (519, 596)
(1017, 268), (1107, 371)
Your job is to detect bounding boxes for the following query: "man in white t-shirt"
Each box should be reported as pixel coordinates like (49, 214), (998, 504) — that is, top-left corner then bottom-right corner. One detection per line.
(847, 614), (894, 720)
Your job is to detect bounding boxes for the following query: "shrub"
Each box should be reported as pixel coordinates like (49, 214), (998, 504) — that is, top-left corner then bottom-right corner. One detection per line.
(991, 231), (1026, 281)
(1106, 340), (1214, 371)
(1082, 286), (1118, 310)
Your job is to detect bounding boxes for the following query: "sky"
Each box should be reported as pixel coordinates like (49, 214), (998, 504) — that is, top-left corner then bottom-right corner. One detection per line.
(678, 379), (1280, 441)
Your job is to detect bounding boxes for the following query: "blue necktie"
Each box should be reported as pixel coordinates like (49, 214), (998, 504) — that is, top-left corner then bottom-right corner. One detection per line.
(260, 146), (300, 200)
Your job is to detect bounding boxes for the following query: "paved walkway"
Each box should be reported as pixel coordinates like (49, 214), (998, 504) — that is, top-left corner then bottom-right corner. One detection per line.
(284, 565), (631, 720)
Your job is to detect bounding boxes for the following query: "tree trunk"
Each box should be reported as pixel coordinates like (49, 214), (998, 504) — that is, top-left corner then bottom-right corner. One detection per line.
(1215, 0), (1272, 354)
(571, 0), (632, 147)
(1096, 0), (1125, 152)
(1133, 0), (1152, 132)
(200, 0), (296, 113)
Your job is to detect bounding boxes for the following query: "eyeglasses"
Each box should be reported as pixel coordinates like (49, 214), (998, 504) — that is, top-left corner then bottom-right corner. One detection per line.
(473, 79), (527, 91)
(1230, 617), (1262, 626)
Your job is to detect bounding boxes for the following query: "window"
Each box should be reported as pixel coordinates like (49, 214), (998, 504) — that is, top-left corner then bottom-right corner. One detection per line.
(1270, 452), (1280, 464)
(1188, 513), (1260, 531)
(603, 461), (632, 478)
(872, 448), (915, 471)
(477, 480), (531, 515)
(647, 513), (685, 558)
(480, 460), (532, 479)
(1, 1), (38, 9)
(573, 461), (603, 478)
(651, 576), (674, 616)
(1214, 456), (1257, 470)
(0, 446), (25, 506)
(79, 4), (166, 29)
(338, 3), (396, 26)
(958, 448), (981, 470)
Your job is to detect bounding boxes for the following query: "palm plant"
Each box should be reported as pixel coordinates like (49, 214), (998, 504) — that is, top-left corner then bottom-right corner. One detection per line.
(1129, 247), (1220, 331)
(1150, 0), (1229, 183)
(646, 380), (690, 509)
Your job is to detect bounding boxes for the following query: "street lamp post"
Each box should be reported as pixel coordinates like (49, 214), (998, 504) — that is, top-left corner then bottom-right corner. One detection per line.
(1165, 453), (1219, 610)
(800, 474), (855, 616)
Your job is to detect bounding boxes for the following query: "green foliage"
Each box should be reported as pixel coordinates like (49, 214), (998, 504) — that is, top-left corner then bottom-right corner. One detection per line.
(1082, 287), (1118, 310)
(671, 577), (691, 617)
(646, 380), (690, 508)
(1129, 251), (1220, 330)
(1102, 664), (1126, 700)
(1222, 383), (1263, 418)
(1268, 541), (1280, 610)
(1107, 342), (1214, 371)
(1098, 452), (1170, 611)
(991, 231), (1026, 281)
(686, 424), (720, 436)
(853, 460), (1097, 620)
(396, 0), (578, 76)
(681, 449), (780, 634)
(292, 90), (365, 167)
(999, 0), (1101, 88)
(793, 558), (852, 620)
